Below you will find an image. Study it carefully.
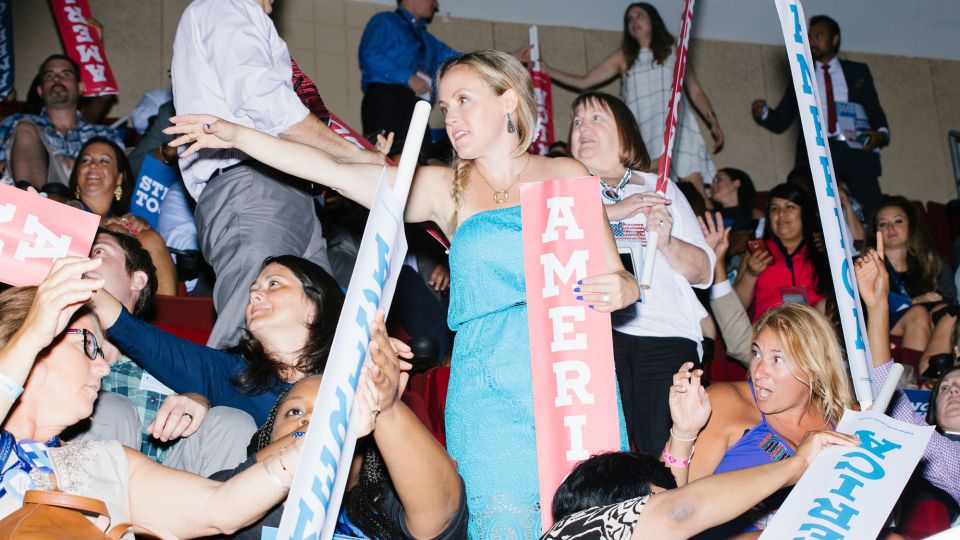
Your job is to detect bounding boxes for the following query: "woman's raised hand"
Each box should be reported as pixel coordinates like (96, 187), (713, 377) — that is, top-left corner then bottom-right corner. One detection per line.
(355, 310), (413, 436)
(853, 232), (888, 309)
(17, 258), (104, 351)
(669, 362), (711, 439)
(164, 115), (241, 157)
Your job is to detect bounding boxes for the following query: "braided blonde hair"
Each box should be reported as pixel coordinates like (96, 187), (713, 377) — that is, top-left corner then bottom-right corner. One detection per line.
(436, 49), (538, 214)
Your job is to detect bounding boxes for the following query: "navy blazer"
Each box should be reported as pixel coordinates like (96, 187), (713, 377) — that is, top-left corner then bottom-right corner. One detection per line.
(758, 59), (889, 137)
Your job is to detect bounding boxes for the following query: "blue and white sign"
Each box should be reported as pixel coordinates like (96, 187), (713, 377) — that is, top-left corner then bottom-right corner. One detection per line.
(760, 409), (934, 539)
(130, 155), (177, 229)
(276, 173), (408, 539)
(774, 0), (875, 407)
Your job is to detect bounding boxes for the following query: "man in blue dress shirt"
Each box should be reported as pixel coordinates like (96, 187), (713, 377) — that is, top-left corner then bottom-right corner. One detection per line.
(359, 0), (460, 157)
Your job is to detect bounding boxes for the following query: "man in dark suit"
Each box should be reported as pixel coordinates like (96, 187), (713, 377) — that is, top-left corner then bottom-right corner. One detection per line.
(752, 15), (889, 216)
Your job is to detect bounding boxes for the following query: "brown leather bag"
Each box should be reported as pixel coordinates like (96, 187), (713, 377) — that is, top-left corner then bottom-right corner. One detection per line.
(0, 490), (176, 539)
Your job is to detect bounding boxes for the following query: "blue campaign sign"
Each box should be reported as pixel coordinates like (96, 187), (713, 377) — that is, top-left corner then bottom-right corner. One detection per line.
(903, 389), (932, 417)
(130, 155), (177, 229)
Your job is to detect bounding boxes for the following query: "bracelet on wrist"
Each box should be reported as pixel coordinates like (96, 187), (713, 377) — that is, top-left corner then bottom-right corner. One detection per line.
(0, 372), (24, 400)
(264, 456), (290, 492)
(662, 442), (695, 468)
(670, 428), (698, 442)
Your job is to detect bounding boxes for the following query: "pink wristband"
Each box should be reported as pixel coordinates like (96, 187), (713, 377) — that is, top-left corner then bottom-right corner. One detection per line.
(661, 443), (694, 468)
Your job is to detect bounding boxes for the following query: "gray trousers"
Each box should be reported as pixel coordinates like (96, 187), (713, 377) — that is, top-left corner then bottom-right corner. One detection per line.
(69, 391), (256, 477)
(195, 165), (332, 349)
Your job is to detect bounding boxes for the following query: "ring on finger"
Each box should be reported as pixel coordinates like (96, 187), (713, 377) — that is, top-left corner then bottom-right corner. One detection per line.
(183, 412), (194, 422)
(601, 292), (610, 303)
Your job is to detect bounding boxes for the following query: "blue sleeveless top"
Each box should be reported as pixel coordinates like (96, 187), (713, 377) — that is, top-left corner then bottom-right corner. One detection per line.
(714, 380), (794, 474)
(699, 380), (795, 537)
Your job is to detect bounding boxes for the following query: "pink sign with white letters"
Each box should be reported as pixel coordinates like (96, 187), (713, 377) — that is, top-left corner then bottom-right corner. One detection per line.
(520, 176), (622, 532)
(0, 184), (100, 286)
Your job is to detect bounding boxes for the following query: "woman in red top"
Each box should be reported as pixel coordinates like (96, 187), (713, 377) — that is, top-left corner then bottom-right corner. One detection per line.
(734, 183), (830, 321)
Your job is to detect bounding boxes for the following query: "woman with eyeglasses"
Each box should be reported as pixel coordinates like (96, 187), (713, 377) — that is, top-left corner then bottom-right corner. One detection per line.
(0, 258), (306, 536)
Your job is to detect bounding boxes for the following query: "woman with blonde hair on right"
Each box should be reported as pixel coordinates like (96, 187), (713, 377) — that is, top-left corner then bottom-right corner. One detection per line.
(687, 303), (855, 536)
(166, 48), (639, 539)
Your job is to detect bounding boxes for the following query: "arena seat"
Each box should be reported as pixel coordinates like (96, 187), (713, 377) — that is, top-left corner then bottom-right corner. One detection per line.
(146, 295), (216, 345)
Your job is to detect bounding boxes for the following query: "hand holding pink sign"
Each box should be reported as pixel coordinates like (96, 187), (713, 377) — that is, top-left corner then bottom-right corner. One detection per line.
(0, 184), (101, 287)
(520, 176), (624, 532)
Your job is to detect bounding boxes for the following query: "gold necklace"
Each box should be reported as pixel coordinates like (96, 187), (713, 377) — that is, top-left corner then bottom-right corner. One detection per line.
(476, 155), (531, 204)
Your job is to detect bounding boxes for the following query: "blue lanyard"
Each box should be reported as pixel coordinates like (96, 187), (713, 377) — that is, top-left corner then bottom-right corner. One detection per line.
(0, 431), (60, 498)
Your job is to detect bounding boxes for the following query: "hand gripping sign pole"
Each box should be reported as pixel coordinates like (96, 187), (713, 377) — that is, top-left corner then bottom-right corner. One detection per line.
(638, 0), (695, 288)
(773, 0), (875, 409)
(276, 100), (431, 540)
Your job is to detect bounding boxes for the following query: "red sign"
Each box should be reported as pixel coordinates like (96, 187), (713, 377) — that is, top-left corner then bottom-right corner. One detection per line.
(0, 184), (100, 286)
(530, 68), (554, 155)
(520, 176), (622, 532)
(49, 0), (118, 97)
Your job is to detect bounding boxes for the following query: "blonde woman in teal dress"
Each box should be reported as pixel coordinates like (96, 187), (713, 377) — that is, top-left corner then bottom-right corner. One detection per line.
(166, 50), (641, 539)
(540, 2), (723, 190)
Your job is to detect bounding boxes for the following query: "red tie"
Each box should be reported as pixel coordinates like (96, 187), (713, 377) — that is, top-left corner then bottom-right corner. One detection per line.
(822, 64), (837, 134)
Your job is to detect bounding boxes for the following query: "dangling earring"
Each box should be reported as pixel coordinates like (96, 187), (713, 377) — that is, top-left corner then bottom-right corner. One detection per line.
(114, 185), (123, 201)
(506, 113), (516, 134)
(75, 185), (81, 199)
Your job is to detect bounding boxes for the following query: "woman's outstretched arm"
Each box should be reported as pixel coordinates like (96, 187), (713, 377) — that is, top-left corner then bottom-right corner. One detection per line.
(165, 116), (453, 229)
(543, 49), (625, 91)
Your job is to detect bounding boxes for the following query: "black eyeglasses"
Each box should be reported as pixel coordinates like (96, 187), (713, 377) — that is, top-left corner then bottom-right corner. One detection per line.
(64, 329), (105, 360)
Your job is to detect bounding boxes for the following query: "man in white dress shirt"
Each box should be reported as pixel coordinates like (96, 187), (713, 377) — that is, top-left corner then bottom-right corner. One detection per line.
(171, 0), (382, 348)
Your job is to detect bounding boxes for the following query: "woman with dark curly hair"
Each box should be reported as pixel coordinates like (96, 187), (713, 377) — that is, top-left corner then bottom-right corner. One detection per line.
(89, 255), (347, 425)
(868, 196), (954, 371)
(537, 2), (723, 186)
(212, 313), (466, 540)
(734, 183), (831, 321)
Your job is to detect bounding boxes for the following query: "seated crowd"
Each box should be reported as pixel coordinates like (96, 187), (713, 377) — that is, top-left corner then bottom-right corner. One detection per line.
(0, 4), (959, 539)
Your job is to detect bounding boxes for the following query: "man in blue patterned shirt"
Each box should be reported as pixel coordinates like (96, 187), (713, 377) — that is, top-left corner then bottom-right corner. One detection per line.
(67, 228), (255, 476)
(0, 54), (123, 188)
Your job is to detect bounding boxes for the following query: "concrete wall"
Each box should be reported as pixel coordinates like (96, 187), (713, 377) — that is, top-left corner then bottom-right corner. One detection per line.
(12, 0), (960, 202)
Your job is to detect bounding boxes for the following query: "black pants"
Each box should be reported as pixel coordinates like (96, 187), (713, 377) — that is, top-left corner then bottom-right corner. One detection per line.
(612, 332), (700, 454)
(828, 139), (883, 218)
(361, 83), (432, 158)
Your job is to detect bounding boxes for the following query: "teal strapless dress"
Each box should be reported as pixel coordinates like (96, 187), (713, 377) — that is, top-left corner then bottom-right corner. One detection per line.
(446, 206), (626, 540)
(446, 207), (538, 539)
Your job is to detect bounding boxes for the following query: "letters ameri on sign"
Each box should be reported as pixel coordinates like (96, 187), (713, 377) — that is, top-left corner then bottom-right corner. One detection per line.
(520, 176), (623, 532)
(760, 410), (933, 539)
(0, 183), (100, 287)
(49, 0), (119, 96)
(277, 100), (430, 540)
(773, 0), (874, 407)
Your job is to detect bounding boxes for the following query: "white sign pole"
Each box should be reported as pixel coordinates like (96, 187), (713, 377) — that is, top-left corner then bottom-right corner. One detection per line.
(773, 0), (875, 409)
(277, 101), (431, 540)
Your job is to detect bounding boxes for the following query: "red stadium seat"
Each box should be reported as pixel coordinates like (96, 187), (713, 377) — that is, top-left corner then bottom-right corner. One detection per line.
(925, 201), (953, 265)
(401, 392), (434, 435)
(702, 336), (748, 384)
(423, 366), (450, 447)
(146, 295), (216, 345)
